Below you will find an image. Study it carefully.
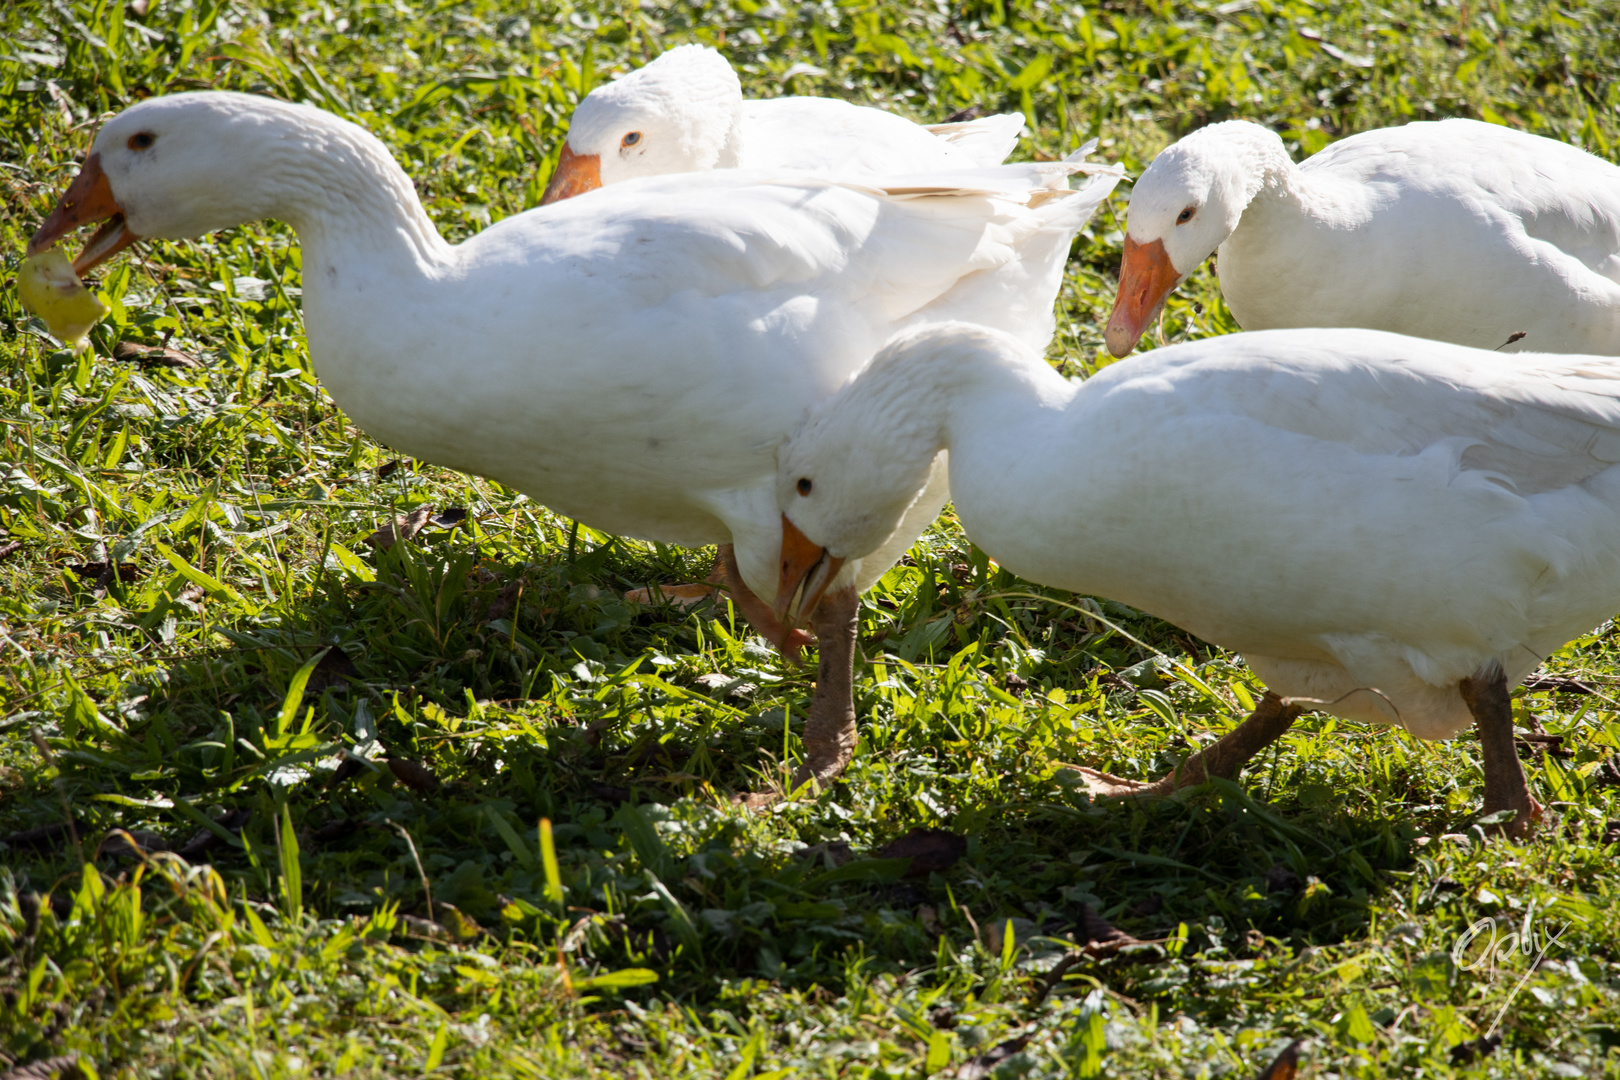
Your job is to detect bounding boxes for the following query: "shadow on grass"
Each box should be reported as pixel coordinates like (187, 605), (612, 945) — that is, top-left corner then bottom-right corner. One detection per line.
(5, 527), (1420, 1016)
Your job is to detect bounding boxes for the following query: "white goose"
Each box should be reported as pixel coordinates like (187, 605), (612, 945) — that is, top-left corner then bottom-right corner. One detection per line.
(541, 44), (1027, 203)
(29, 91), (1119, 788)
(774, 322), (1620, 836)
(1106, 119), (1620, 358)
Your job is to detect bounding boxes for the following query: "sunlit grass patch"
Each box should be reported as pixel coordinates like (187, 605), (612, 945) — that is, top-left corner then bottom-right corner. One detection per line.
(3, 0), (1620, 1075)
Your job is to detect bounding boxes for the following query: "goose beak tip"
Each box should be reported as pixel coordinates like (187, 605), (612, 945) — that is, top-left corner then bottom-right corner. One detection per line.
(1105, 235), (1181, 357)
(31, 151), (136, 273)
(540, 144), (604, 205)
(775, 514), (843, 628)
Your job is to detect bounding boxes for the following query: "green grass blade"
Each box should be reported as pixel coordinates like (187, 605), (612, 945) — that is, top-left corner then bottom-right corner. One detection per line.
(277, 802), (302, 925)
(539, 817), (563, 906)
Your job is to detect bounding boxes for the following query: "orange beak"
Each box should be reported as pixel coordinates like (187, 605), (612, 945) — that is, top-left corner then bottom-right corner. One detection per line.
(539, 144), (603, 205)
(772, 514), (845, 629)
(28, 152), (138, 275)
(1103, 235), (1183, 358)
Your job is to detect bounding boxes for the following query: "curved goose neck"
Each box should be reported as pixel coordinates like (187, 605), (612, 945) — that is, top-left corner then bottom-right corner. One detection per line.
(845, 325), (1070, 490)
(1207, 122), (1306, 221)
(1216, 123), (1353, 228)
(787, 325), (1075, 569)
(1212, 125), (1373, 328)
(259, 112), (452, 274)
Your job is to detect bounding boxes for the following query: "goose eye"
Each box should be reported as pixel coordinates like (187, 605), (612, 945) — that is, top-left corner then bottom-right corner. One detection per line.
(1175, 206), (1195, 224)
(622, 131), (642, 147)
(128, 131), (156, 150)
(796, 478), (813, 496)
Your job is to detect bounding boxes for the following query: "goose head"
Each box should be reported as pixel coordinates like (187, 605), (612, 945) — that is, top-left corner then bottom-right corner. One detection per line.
(773, 324), (993, 627)
(541, 44), (745, 204)
(29, 91), (402, 274)
(1104, 123), (1262, 357)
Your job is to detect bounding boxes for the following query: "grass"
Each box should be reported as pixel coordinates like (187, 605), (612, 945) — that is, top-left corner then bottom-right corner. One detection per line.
(2, 0), (1620, 1075)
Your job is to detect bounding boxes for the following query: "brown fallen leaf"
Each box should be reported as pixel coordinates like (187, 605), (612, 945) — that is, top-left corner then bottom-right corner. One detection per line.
(365, 506), (434, 549)
(477, 579), (523, 622)
(1593, 756), (1620, 788)
(329, 754), (371, 787)
(307, 644), (359, 693)
(955, 1035), (1029, 1080)
(1073, 904), (1137, 952)
(363, 506), (468, 548)
(1521, 673), (1596, 695)
(582, 715), (615, 749)
(875, 827), (967, 878)
(113, 339), (201, 369)
(1256, 1039), (1305, 1080)
(1030, 910), (1146, 1006)
(65, 561), (142, 584)
(436, 903), (485, 940)
(1263, 864), (1303, 895)
(400, 914), (453, 942)
(375, 457), (416, 480)
(737, 790), (781, 810)
(693, 672), (757, 699)
(1516, 731), (1572, 758)
(1127, 893), (1164, 919)
(386, 757), (439, 793)
(64, 560), (142, 602)
(1450, 1033), (1501, 1066)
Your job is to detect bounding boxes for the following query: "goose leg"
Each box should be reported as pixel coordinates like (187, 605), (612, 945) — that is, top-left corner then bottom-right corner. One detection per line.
(791, 584), (860, 792)
(1072, 691), (1304, 798)
(1459, 666), (1542, 839)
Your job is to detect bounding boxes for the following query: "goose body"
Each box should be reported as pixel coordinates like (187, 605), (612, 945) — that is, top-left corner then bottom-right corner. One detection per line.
(776, 324), (1620, 828)
(30, 91), (1119, 788)
(1107, 119), (1620, 357)
(542, 44), (1026, 202)
(29, 90), (1116, 605)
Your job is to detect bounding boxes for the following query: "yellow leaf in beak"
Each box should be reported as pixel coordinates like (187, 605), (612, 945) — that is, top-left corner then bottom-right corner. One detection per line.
(18, 249), (109, 354)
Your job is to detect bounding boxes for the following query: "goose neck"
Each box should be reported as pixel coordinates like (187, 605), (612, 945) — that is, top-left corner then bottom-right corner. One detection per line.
(1236, 131), (1348, 226)
(265, 120), (452, 273)
(860, 326), (1070, 469)
(1228, 127), (1306, 215)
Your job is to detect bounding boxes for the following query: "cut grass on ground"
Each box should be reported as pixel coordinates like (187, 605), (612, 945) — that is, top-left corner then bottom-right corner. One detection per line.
(4, 1), (1620, 1076)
